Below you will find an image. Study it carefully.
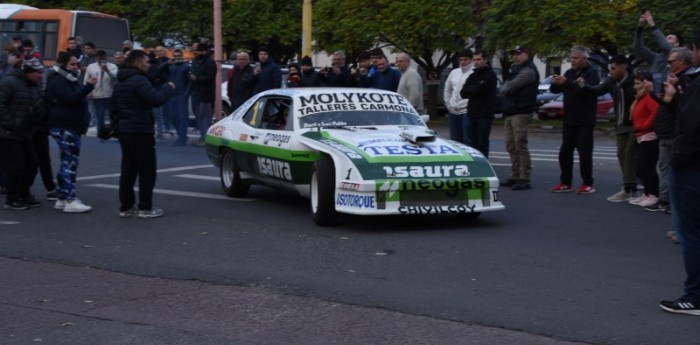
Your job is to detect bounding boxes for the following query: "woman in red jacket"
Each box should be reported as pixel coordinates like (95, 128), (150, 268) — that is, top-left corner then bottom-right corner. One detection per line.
(628, 72), (660, 208)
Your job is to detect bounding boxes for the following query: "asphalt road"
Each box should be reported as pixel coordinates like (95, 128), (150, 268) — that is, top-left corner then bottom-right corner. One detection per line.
(1, 123), (697, 345)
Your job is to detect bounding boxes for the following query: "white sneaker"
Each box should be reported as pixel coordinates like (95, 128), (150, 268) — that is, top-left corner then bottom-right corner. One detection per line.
(606, 189), (631, 202)
(63, 199), (92, 213)
(54, 199), (67, 210)
(629, 195), (648, 205)
(638, 195), (659, 207)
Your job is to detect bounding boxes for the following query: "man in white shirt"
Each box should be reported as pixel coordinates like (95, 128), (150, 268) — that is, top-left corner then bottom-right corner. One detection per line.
(443, 49), (473, 145)
(85, 50), (118, 131)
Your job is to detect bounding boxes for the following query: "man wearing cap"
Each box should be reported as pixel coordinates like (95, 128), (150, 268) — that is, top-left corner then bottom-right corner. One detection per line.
(299, 55), (322, 87)
(252, 45), (282, 94)
(500, 45), (539, 191)
(190, 43), (216, 146)
(0, 57), (45, 209)
(549, 46), (600, 195)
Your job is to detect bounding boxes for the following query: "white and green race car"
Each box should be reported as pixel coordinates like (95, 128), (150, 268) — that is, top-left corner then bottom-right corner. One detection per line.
(205, 88), (504, 225)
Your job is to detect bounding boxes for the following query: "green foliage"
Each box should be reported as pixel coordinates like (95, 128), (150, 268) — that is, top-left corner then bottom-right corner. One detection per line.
(314, 0), (475, 73)
(484, 0), (696, 58)
(17, 0), (697, 67)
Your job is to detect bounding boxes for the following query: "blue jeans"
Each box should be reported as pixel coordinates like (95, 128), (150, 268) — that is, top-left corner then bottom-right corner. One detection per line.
(447, 113), (470, 146)
(670, 167), (700, 300)
(657, 138), (672, 203)
(153, 107), (164, 139)
(93, 97), (111, 129)
(468, 117), (493, 157)
(194, 101), (213, 140)
(164, 95), (190, 144)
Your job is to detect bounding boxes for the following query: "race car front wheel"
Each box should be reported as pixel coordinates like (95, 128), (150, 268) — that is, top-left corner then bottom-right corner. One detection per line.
(220, 148), (250, 197)
(310, 155), (337, 225)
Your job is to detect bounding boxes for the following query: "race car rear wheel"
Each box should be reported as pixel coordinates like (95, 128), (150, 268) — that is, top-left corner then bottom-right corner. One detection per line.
(310, 155), (337, 225)
(220, 148), (249, 197)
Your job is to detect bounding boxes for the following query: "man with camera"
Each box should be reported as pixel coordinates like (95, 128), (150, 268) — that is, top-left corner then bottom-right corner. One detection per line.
(84, 50), (118, 133)
(320, 50), (352, 87)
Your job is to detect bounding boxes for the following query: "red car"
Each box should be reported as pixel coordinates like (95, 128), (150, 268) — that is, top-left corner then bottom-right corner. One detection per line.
(537, 93), (614, 121)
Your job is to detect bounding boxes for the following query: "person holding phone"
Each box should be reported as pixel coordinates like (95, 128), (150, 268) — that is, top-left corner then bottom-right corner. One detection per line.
(84, 50), (118, 132)
(634, 9), (682, 94)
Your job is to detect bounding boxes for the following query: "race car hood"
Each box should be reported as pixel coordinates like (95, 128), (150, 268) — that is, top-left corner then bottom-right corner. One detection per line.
(300, 128), (497, 180)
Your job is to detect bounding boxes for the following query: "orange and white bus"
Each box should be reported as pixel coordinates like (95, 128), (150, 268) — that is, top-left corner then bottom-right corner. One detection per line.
(0, 4), (130, 65)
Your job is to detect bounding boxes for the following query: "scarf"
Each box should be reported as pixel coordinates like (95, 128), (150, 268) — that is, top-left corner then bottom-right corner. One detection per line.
(52, 65), (79, 82)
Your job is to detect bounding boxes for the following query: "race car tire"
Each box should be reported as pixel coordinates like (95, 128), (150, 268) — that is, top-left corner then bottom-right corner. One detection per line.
(310, 155), (337, 225)
(220, 148), (250, 197)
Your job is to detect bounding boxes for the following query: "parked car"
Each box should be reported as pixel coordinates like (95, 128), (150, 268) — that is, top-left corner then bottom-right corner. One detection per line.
(205, 88), (505, 225)
(536, 93), (614, 120)
(538, 76), (552, 93)
(536, 91), (560, 109)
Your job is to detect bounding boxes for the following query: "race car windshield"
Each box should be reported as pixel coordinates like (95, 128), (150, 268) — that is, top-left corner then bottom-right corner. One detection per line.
(299, 111), (424, 129)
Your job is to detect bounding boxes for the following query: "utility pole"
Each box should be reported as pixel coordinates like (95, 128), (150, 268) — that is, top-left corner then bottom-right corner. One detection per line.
(213, 0), (223, 120)
(302, 0), (312, 58)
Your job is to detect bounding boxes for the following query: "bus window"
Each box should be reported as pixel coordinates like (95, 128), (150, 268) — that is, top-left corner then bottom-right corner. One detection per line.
(0, 20), (58, 59)
(74, 14), (129, 58)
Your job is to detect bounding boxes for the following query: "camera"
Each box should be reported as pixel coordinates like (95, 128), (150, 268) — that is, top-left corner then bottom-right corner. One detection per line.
(640, 8), (647, 14)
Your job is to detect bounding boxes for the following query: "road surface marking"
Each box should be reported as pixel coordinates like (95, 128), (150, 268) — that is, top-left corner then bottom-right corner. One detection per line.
(79, 165), (213, 181)
(84, 184), (254, 201)
(175, 174), (220, 181)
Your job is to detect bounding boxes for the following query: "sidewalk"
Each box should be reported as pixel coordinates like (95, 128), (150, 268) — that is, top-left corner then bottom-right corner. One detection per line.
(0, 258), (588, 345)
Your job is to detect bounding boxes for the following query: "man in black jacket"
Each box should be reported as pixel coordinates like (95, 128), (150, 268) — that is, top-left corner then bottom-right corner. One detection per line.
(252, 45), (282, 94)
(659, 27), (700, 316)
(588, 55), (637, 202)
(227, 52), (255, 111)
(0, 58), (44, 209)
(299, 55), (322, 87)
(112, 50), (175, 219)
(190, 43), (216, 146)
(500, 46), (539, 190)
(460, 49), (497, 157)
(549, 46), (600, 194)
(645, 47), (693, 213)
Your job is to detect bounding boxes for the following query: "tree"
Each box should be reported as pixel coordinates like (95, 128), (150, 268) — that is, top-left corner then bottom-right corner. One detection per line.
(483, 0), (697, 79)
(314, 0), (476, 115)
(20, 0), (302, 63)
